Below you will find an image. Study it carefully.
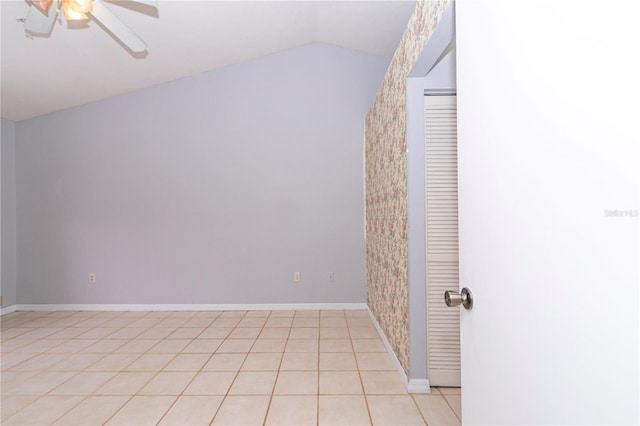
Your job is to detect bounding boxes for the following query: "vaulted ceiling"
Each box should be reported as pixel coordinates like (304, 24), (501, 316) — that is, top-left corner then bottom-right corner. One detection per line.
(0, 0), (416, 121)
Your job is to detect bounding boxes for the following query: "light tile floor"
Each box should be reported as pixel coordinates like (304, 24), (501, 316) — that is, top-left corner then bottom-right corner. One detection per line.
(1, 309), (461, 425)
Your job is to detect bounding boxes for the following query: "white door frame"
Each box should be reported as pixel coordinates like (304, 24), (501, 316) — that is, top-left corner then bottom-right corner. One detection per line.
(405, 2), (456, 392)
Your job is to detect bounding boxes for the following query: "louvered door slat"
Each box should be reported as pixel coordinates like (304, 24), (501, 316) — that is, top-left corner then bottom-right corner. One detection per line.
(425, 95), (460, 387)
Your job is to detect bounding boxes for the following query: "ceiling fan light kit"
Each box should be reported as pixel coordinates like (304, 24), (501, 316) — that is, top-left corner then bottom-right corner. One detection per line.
(23, 0), (156, 53)
(32, 0), (53, 14)
(61, 0), (92, 20)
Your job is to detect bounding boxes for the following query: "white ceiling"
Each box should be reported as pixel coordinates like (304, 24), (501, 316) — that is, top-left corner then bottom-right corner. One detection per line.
(0, 0), (416, 121)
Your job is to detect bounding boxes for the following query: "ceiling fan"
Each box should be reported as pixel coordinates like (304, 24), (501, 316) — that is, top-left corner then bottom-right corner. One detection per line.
(23, 0), (157, 53)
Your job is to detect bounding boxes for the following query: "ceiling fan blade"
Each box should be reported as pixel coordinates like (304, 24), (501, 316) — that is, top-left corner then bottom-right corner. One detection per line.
(130, 0), (157, 8)
(89, 0), (146, 53)
(24, 3), (58, 35)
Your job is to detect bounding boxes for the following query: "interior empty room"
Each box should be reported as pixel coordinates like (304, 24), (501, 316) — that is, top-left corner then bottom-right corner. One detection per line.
(1, 1), (461, 424)
(2, 1), (638, 425)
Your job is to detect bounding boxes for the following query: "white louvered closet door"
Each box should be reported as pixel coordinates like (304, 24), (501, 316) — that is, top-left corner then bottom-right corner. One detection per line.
(424, 95), (460, 387)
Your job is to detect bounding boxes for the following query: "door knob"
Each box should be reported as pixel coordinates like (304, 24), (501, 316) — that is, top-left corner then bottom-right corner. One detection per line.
(444, 287), (473, 310)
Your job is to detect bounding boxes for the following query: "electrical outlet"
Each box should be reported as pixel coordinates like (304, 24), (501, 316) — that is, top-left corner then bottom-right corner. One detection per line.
(328, 272), (335, 282)
(294, 272), (301, 282)
(89, 273), (96, 283)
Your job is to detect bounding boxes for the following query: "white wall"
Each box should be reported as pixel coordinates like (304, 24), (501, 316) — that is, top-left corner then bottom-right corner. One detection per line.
(14, 43), (389, 305)
(1, 118), (17, 307)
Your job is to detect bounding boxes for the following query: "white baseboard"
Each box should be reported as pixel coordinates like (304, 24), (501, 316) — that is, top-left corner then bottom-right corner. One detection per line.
(366, 307), (432, 394)
(408, 379), (431, 393)
(10, 303), (368, 312)
(0, 305), (17, 316)
(366, 308), (409, 387)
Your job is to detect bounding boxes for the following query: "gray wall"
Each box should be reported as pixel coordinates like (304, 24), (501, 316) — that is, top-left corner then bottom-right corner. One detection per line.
(15, 43), (388, 305)
(423, 50), (456, 92)
(1, 118), (17, 307)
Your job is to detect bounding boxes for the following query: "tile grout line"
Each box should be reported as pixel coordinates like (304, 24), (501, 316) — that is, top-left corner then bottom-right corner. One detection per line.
(99, 394), (136, 425)
(153, 310), (221, 425)
(347, 312), (375, 426)
(411, 393), (431, 425)
(442, 391), (462, 423)
(210, 309), (271, 425)
(261, 309), (293, 426)
(316, 310), (326, 425)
